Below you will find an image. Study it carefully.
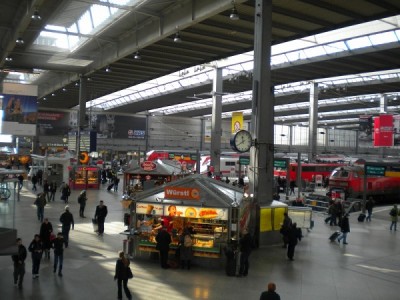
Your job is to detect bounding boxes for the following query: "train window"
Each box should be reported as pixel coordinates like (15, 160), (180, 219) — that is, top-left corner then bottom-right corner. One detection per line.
(225, 161), (235, 166)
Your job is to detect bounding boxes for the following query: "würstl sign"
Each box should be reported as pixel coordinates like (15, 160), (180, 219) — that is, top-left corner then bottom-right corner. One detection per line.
(164, 187), (200, 200)
(140, 161), (157, 171)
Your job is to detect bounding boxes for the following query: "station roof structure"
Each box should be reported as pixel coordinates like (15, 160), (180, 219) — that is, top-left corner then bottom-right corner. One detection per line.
(1, 0), (400, 129)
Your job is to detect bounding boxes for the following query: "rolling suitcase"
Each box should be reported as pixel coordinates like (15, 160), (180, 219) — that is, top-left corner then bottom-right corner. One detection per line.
(358, 213), (366, 222)
(107, 183), (114, 191)
(329, 231), (340, 242)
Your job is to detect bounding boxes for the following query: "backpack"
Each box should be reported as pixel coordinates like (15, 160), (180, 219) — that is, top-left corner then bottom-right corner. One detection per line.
(390, 209), (397, 217)
(183, 234), (192, 247)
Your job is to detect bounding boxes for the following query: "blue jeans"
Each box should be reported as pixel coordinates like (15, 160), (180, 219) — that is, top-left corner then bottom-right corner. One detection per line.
(390, 221), (397, 231)
(366, 209), (372, 221)
(54, 253), (63, 273)
(62, 227), (70, 247)
(37, 206), (44, 222)
(338, 232), (348, 243)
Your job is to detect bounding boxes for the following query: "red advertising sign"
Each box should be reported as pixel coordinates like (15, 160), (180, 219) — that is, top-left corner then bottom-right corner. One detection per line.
(374, 115), (393, 147)
(140, 161), (157, 171)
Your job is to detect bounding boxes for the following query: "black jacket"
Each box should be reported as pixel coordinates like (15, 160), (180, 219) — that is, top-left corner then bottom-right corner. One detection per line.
(60, 211), (74, 228)
(114, 258), (130, 280)
(51, 237), (64, 255)
(40, 222), (53, 248)
(28, 240), (43, 258)
(340, 216), (350, 233)
(95, 205), (108, 221)
(260, 290), (281, 300)
(12, 244), (27, 265)
(156, 229), (172, 252)
(240, 233), (253, 253)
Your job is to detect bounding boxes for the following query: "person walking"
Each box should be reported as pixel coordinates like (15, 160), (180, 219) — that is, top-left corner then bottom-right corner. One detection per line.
(34, 192), (46, 222)
(280, 212), (292, 248)
(17, 174), (24, 190)
(31, 173), (38, 191)
(260, 282), (281, 300)
(365, 197), (374, 222)
(43, 180), (50, 202)
(156, 223), (172, 269)
(179, 228), (193, 270)
(51, 232), (64, 277)
(337, 214), (350, 244)
(114, 251), (132, 300)
(28, 234), (43, 278)
(389, 204), (399, 231)
(12, 238), (27, 289)
(78, 190), (87, 218)
(238, 227), (253, 277)
(289, 180), (295, 195)
(287, 223), (301, 261)
(60, 183), (71, 204)
(40, 218), (53, 259)
(60, 206), (74, 248)
(94, 200), (108, 236)
(49, 181), (57, 202)
(113, 176), (120, 192)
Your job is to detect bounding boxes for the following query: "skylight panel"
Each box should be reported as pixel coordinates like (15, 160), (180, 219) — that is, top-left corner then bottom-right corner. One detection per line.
(324, 41), (347, 54)
(304, 46), (326, 58)
(346, 36), (372, 49)
(78, 11), (93, 35)
(271, 54), (289, 65)
(369, 31), (398, 45)
(91, 4), (111, 28)
(286, 51), (307, 62)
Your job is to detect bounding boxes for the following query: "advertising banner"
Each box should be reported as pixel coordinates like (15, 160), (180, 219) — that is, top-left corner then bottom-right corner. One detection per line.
(231, 112), (243, 134)
(136, 203), (164, 215)
(359, 115), (373, 142)
(2, 94), (37, 124)
(163, 204), (228, 220)
(38, 111), (75, 135)
(92, 114), (146, 139)
(373, 114), (393, 147)
(164, 186), (200, 200)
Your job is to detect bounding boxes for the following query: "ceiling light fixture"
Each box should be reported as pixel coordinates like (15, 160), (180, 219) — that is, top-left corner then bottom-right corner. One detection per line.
(31, 9), (41, 21)
(105, 66), (111, 72)
(75, 81), (79, 86)
(16, 37), (24, 45)
(173, 32), (182, 43)
(51, 93), (56, 96)
(5, 57), (13, 62)
(43, 97), (47, 100)
(230, 5), (239, 21)
(62, 87), (67, 92)
(134, 51), (141, 60)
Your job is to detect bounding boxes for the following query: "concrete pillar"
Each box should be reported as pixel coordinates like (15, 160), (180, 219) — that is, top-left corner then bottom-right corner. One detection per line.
(200, 117), (205, 151)
(308, 82), (318, 163)
(289, 125), (293, 152)
(145, 114), (150, 154)
(249, 0), (273, 205)
(210, 68), (223, 177)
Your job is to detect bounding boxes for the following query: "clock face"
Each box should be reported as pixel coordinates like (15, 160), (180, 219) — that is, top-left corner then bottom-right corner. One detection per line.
(231, 130), (252, 153)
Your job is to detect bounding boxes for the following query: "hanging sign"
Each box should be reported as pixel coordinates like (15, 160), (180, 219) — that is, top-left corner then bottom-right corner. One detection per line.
(164, 186), (200, 200)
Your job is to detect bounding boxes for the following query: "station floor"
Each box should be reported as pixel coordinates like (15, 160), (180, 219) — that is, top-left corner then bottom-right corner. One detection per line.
(0, 183), (399, 300)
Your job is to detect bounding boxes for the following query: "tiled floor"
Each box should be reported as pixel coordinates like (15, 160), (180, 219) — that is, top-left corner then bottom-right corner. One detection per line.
(0, 182), (399, 300)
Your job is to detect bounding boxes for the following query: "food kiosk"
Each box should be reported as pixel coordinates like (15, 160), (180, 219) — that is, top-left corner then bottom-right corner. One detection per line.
(123, 159), (189, 194)
(126, 174), (244, 259)
(69, 166), (100, 190)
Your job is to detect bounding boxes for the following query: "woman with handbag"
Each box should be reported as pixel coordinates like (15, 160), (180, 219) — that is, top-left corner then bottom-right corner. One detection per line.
(114, 251), (132, 300)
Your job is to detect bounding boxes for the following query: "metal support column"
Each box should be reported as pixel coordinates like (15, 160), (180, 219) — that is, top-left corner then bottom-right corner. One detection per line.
(200, 117), (205, 151)
(77, 76), (87, 156)
(308, 82), (318, 163)
(210, 68), (223, 177)
(379, 94), (387, 158)
(145, 114), (150, 154)
(250, 0), (273, 205)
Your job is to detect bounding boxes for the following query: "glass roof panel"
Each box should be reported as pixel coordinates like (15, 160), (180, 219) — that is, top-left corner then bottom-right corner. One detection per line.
(346, 36), (372, 49)
(369, 31), (398, 45)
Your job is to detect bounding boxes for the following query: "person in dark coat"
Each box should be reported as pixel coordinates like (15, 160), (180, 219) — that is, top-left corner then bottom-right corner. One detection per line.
(60, 206), (74, 248)
(156, 223), (172, 269)
(94, 200), (108, 235)
(40, 218), (53, 259)
(51, 232), (64, 277)
(34, 192), (46, 222)
(60, 183), (71, 204)
(365, 197), (374, 222)
(31, 174), (38, 191)
(260, 282), (281, 300)
(17, 174), (24, 190)
(12, 238), (27, 289)
(28, 234), (43, 278)
(78, 190), (87, 218)
(238, 228), (253, 277)
(280, 212), (292, 248)
(114, 251), (132, 300)
(337, 214), (350, 244)
(49, 181), (57, 202)
(287, 223), (300, 261)
(43, 180), (50, 202)
(179, 228), (193, 270)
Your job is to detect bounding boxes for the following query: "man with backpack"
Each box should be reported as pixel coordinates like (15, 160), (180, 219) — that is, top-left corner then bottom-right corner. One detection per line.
(34, 192), (46, 222)
(389, 204), (399, 231)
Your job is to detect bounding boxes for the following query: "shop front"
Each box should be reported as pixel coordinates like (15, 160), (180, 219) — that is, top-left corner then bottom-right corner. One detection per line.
(69, 166), (100, 190)
(124, 174), (243, 259)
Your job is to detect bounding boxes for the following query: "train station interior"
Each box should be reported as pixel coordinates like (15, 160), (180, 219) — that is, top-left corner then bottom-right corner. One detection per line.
(1, 1), (400, 299)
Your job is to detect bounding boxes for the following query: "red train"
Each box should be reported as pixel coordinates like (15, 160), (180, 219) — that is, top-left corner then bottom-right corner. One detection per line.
(328, 165), (400, 200)
(274, 163), (345, 184)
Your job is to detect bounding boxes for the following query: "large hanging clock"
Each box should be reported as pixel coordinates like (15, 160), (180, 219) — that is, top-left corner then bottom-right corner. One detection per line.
(230, 130), (252, 153)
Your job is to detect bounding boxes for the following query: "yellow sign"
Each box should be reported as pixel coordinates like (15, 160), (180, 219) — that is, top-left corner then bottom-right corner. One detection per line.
(231, 112), (243, 134)
(164, 187), (200, 200)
